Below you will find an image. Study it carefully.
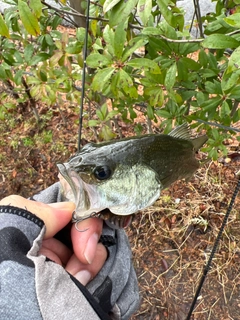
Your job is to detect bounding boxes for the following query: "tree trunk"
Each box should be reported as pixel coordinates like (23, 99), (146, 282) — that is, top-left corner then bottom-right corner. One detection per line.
(68, 0), (86, 27)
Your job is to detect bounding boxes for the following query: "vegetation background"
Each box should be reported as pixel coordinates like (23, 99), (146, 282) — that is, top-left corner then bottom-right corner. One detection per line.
(0, 0), (240, 318)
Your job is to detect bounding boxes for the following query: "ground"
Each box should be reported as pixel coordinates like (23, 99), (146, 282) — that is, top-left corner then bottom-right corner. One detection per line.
(0, 101), (239, 320)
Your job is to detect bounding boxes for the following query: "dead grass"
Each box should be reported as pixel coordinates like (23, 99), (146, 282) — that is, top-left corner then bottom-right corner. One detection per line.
(128, 159), (240, 320)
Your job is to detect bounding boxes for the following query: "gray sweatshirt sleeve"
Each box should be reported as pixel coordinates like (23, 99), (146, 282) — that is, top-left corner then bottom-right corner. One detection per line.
(0, 205), (111, 320)
(30, 182), (140, 320)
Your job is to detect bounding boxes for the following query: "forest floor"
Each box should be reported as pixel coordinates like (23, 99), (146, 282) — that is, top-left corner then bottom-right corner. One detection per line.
(0, 101), (239, 320)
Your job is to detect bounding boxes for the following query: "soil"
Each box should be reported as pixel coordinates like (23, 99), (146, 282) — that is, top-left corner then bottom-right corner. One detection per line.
(0, 102), (239, 320)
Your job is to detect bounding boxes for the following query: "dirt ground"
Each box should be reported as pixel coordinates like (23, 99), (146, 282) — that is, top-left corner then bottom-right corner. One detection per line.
(0, 101), (239, 320)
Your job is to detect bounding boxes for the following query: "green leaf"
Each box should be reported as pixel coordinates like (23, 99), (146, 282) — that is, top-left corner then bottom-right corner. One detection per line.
(109, 0), (138, 27)
(155, 109), (171, 118)
(165, 62), (177, 90)
(122, 37), (148, 62)
(129, 106), (137, 120)
(142, 27), (163, 35)
(106, 110), (119, 120)
(18, 0), (40, 36)
(157, 0), (184, 30)
(198, 49), (208, 67)
(0, 65), (7, 79)
(0, 13), (10, 38)
(196, 92), (206, 106)
(86, 53), (112, 68)
(65, 42), (83, 54)
(88, 120), (100, 127)
(227, 46), (240, 68)
(224, 13), (240, 28)
(39, 69), (48, 82)
(24, 44), (34, 63)
(220, 100), (231, 118)
(101, 103), (108, 119)
(179, 57), (201, 71)
(2, 52), (15, 66)
(103, 25), (115, 56)
(29, 0), (42, 19)
(99, 125), (116, 141)
(228, 85), (240, 100)
(114, 20), (127, 59)
(137, 0), (152, 25)
(13, 50), (23, 64)
(49, 51), (64, 67)
(103, 0), (122, 13)
(118, 69), (138, 98)
(205, 80), (222, 94)
(29, 53), (50, 65)
(146, 105), (155, 119)
(110, 71), (121, 97)
(145, 87), (164, 107)
(211, 128), (219, 141)
(156, 0), (173, 26)
(96, 108), (106, 121)
(222, 69), (240, 92)
(126, 58), (161, 74)
(202, 34), (240, 49)
(45, 85), (56, 103)
(201, 96), (222, 112)
(90, 19), (98, 37)
(92, 67), (115, 92)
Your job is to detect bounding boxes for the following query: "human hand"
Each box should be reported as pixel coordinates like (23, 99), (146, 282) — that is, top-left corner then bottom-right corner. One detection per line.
(0, 195), (108, 285)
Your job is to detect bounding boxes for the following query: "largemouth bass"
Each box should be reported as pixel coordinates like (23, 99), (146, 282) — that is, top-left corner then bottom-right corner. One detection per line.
(57, 124), (207, 228)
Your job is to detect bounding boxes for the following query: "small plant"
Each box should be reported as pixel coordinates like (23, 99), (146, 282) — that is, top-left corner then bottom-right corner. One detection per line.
(10, 138), (19, 150)
(22, 137), (34, 147)
(42, 130), (53, 144)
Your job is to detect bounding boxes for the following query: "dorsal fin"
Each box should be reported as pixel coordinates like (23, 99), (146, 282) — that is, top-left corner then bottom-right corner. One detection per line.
(191, 135), (208, 151)
(169, 123), (208, 151)
(168, 123), (191, 140)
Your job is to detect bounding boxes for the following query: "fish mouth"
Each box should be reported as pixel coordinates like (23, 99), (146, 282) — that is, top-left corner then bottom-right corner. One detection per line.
(57, 163), (88, 215)
(57, 163), (133, 229)
(99, 209), (133, 229)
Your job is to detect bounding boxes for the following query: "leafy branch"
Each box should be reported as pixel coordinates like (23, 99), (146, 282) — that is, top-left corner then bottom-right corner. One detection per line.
(0, 0), (239, 159)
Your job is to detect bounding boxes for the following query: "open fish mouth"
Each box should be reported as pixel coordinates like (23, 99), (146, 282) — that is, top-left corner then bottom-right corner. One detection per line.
(97, 209), (133, 229)
(57, 163), (133, 229)
(71, 208), (134, 229)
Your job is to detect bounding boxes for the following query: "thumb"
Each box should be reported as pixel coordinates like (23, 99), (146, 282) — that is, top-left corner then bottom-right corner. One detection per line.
(42, 202), (76, 238)
(0, 195), (75, 238)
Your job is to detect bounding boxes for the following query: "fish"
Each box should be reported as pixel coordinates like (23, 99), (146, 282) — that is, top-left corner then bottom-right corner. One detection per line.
(57, 123), (207, 228)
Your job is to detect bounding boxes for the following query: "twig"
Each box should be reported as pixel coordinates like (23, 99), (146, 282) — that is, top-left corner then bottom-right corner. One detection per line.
(21, 77), (40, 122)
(42, 1), (108, 22)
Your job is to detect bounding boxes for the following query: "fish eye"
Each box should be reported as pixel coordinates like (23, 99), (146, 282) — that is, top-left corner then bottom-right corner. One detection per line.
(93, 165), (112, 180)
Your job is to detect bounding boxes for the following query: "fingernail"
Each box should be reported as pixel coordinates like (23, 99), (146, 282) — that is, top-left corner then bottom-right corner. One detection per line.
(84, 232), (99, 264)
(49, 202), (76, 211)
(74, 270), (91, 286)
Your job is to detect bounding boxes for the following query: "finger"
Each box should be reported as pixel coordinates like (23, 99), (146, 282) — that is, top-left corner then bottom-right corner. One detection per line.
(40, 238), (72, 266)
(65, 243), (108, 285)
(0, 195), (75, 238)
(71, 217), (103, 265)
(38, 247), (62, 265)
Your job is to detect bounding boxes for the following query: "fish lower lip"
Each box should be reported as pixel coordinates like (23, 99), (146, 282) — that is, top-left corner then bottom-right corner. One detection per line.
(101, 210), (133, 229)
